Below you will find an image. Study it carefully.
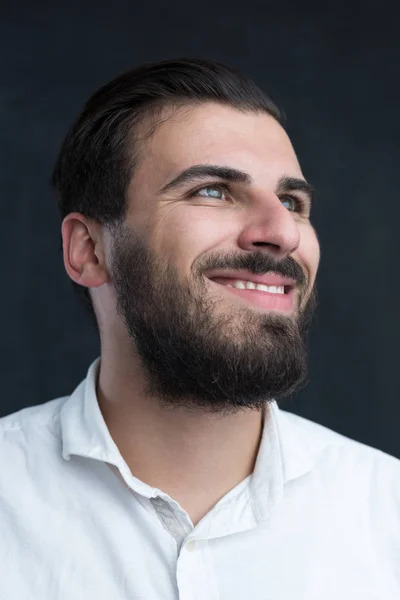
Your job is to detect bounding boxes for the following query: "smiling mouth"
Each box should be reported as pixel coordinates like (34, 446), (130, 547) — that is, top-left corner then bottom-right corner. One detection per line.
(206, 276), (295, 312)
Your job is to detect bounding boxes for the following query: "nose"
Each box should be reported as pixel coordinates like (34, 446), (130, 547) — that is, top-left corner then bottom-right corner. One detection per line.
(237, 193), (300, 258)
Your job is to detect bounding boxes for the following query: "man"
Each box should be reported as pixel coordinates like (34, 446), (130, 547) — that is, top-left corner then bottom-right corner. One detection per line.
(0, 58), (398, 599)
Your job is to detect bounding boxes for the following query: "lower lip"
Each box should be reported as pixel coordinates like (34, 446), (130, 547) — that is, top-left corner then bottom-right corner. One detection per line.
(210, 281), (294, 312)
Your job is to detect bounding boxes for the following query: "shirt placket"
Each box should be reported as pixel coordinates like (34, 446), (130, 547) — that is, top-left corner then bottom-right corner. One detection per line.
(150, 496), (220, 600)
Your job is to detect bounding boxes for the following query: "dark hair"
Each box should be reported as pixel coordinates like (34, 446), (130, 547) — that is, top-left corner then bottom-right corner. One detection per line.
(51, 58), (283, 321)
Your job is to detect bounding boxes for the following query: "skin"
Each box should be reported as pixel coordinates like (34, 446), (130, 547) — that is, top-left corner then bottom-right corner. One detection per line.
(62, 102), (320, 525)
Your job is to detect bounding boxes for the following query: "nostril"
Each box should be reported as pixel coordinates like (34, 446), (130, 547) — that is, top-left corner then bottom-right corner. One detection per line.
(253, 242), (280, 249)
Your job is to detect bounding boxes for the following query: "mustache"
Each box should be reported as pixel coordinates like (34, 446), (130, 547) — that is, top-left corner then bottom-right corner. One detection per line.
(201, 252), (307, 288)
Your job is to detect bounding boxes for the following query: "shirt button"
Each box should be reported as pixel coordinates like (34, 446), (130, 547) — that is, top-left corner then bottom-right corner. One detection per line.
(186, 540), (196, 552)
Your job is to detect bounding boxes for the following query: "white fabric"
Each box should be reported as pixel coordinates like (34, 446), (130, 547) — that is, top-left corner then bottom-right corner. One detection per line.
(0, 357), (399, 599)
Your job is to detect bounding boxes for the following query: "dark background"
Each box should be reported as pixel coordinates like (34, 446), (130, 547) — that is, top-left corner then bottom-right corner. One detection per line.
(1, 2), (398, 458)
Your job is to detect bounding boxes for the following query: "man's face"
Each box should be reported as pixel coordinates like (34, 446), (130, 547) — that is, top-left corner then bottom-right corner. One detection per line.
(107, 102), (320, 413)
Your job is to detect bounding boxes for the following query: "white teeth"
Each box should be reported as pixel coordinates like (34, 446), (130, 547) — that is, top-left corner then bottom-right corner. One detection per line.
(256, 284), (273, 293)
(226, 281), (285, 294)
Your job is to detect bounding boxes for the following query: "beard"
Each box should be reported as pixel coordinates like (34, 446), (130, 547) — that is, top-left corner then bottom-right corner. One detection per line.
(108, 223), (317, 415)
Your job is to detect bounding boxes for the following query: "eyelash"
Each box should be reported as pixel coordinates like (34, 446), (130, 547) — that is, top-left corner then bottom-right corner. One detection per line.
(188, 183), (309, 214)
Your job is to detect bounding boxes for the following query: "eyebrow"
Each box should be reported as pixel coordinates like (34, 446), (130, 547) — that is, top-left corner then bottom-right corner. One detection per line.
(157, 165), (251, 194)
(157, 164), (315, 205)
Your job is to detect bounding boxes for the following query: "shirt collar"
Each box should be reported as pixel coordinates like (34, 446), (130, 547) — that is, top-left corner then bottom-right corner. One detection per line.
(249, 395), (315, 521)
(60, 357), (315, 516)
(60, 357), (161, 498)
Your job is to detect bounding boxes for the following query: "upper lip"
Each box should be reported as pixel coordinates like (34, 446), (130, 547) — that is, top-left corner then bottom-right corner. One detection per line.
(205, 270), (297, 289)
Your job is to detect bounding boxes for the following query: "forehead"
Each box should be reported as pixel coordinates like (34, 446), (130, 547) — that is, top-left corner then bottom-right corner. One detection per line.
(134, 102), (303, 188)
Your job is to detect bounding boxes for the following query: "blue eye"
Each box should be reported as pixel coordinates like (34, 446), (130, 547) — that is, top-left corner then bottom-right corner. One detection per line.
(280, 195), (302, 212)
(192, 185), (228, 200)
(189, 186), (308, 215)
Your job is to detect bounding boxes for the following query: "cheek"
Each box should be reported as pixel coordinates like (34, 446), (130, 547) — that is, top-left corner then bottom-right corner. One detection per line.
(298, 225), (320, 286)
(152, 208), (233, 267)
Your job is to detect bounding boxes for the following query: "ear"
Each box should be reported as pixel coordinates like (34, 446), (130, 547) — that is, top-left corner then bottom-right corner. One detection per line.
(61, 213), (111, 289)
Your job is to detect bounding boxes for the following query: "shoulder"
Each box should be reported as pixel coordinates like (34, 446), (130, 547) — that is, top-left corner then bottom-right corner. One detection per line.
(0, 396), (69, 467)
(279, 409), (400, 584)
(284, 406), (399, 454)
(281, 407), (400, 474)
(280, 408), (400, 523)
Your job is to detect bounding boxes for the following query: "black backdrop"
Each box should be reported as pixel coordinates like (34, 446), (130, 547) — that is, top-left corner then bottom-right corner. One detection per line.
(1, 1), (398, 458)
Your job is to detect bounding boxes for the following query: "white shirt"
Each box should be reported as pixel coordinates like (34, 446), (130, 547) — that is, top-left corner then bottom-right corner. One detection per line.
(0, 357), (399, 600)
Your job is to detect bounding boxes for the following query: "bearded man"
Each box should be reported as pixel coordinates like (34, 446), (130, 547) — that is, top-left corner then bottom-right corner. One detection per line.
(0, 58), (398, 599)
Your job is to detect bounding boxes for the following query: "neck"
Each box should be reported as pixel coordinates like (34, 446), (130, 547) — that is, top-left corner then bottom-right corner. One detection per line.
(97, 352), (265, 526)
